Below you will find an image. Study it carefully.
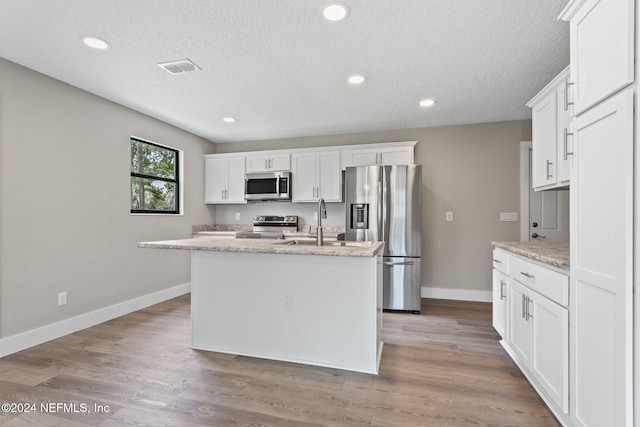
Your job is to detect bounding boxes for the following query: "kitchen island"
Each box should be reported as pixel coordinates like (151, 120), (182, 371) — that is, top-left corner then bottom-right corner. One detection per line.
(139, 237), (385, 374)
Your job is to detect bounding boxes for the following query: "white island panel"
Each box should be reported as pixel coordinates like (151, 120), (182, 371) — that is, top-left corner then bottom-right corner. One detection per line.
(191, 250), (383, 374)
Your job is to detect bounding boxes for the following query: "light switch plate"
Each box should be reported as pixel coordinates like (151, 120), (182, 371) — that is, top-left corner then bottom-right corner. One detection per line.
(445, 212), (453, 222)
(500, 212), (519, 222)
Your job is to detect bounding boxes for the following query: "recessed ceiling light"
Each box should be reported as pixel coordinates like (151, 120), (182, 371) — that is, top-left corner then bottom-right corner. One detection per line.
(222, 117), (236, 123)
(348, 75), (365, 85)
(323, 3), (349, 21)
(82, 36), (110, 50)
(419, 99), (436, 107)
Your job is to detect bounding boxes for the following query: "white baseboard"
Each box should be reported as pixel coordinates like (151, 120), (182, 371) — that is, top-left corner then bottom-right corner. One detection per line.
(0, 282), (190, 358)
(421, 286), (492, 303)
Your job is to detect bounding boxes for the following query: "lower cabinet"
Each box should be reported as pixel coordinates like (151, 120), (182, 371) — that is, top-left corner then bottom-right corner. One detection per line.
(491, 269), (508, 338)
(494, 249), (569, 421)
(507, 279), (569, 413)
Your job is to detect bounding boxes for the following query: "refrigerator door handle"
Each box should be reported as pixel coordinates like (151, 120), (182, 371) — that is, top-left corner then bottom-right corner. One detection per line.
(383, 260), (415, 266)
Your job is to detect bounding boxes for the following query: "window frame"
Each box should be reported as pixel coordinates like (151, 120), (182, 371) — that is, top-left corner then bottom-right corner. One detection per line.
(130, 137), (181, 215)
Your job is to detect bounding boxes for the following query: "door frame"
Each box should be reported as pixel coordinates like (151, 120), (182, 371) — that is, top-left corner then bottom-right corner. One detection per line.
(519, 141), (532, 242)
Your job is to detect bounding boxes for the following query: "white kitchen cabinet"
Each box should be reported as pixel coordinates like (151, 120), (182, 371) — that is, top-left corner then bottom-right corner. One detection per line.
(506, 263), (569, 415)
(527, 66), (572, 190)
(204, 155), (246, 204)
(291, 151), (341, 202)
(492, 249), (509, 339)
(530, 287), (569, 414)
(245, 153), (290, 173)
(569, 89), (633, 427)
(559, 0), (635, 116)
(341, 144), (414, 169)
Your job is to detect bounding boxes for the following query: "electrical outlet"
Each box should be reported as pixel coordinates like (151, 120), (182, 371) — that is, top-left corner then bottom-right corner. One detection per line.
(58, 291), (67, 307)
(446, 211), (453, 222)
(235, 212), (241, 221)
(314, 212), (318, 221)
(282, 291), (292, 309)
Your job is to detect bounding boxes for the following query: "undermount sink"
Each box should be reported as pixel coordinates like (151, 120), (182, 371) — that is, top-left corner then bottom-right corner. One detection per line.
(281, 240), (375, 247)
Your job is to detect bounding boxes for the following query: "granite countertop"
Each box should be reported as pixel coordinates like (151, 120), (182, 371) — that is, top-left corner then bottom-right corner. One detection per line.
(192, 224), (345, 239)
(139, 237), (384, 258)
(492, 241), (569, 270)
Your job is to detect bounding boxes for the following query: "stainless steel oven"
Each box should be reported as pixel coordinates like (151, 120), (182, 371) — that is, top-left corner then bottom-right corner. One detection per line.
(245, 171), (291, 201)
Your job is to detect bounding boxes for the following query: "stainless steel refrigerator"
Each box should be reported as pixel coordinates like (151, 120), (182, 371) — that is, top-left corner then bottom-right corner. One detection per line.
(345, 165), (422, 313)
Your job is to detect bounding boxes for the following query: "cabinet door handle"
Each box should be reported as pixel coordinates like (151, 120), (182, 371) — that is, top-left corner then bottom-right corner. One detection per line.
(522, 294), (526, 319)
(520, 271), (535, 279)
(526, 297), (533, 320)
(564, 128), (574, 160)
(564, 78), (574, 111)
(500, 280), (506, 300)
(546, 160), (553, 180)
(492, 258), (502, 263)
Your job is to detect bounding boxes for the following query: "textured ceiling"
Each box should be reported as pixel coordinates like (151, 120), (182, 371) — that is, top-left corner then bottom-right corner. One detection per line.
(0, 0), (569, 143)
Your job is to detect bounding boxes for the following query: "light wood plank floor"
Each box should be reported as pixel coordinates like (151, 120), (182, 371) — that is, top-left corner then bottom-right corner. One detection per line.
(0, 296), (560, 426)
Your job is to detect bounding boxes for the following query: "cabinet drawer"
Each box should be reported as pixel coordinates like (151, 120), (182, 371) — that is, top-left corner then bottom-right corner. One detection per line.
(492, 249), (509, 274)
(509, 256), (568, 307)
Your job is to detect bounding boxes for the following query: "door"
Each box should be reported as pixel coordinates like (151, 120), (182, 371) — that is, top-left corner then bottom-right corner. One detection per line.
(379, 147), (413, 165)
(563, 0), (634, 115)
(508, 280), (531, 368)
(381, 165), (422, 256)
(317, 151), (341, 202)
(204, 157), (227, 203)
(530, 292), (569, 414)
(528, 150), (569, 242)
(492, 270), (508, 338)
(531, 90), (558, 188)
(570, 89), (633, 427)
(382, 257), (421, 312)
(291, 153), (317, 202)
(226, 157), (246, 202)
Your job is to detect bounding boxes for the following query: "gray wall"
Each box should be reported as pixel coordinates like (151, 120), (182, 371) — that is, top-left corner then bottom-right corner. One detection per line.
(0, 58), (215, 338)
(216, 121), (530, 296)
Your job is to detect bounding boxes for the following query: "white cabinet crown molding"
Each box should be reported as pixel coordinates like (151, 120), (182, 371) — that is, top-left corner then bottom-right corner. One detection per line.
(526, 65), (570, 107)
(558, 0), (587, 21)
(210, 141), (416, 159)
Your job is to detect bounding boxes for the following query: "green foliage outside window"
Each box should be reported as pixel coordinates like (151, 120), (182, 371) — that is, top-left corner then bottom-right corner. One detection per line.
(130, 138), (179, 213)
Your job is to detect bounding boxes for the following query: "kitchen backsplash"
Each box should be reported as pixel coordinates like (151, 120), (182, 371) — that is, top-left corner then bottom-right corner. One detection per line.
(214, 201), (346, 227)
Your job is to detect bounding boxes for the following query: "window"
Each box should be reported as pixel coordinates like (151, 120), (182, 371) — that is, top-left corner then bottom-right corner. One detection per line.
(130, 137), (180, 214)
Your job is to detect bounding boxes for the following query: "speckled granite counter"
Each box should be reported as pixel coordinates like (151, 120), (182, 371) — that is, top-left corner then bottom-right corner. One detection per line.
(139, 237), (383, 257)
(492, 241), (569, 270)
(192, 224), (345, 240)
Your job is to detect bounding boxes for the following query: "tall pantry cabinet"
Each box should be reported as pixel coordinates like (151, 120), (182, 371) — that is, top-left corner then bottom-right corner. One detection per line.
(559, 0), (635, 426)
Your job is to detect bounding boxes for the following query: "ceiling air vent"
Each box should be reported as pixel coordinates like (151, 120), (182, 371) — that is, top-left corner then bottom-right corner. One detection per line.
(157, 59), (201, 75)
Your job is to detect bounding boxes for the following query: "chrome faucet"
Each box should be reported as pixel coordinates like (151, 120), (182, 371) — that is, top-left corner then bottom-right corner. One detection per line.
(317, 198), (327, 246)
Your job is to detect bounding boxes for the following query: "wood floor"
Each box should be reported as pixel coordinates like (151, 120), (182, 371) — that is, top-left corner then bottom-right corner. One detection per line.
(0, 295), (560, 426)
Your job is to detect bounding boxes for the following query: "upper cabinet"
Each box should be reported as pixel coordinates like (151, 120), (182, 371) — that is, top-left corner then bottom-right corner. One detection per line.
(204, 155), (246, 204)
(245, 153), (290, 173)
(527, 66), (572, 190)
(341, 142), (415, 169)
(559, 0), (635, 115)
(291, 151), (341, 203)
(203, 142), (415, 204)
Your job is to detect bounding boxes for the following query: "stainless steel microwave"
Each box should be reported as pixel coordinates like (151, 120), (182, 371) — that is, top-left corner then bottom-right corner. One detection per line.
(245, 171), (291, 201)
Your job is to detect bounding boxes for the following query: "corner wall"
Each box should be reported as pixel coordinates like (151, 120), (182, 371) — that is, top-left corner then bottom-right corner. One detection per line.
(0, 58), (215, 339)
(216, 121), (529, 300)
